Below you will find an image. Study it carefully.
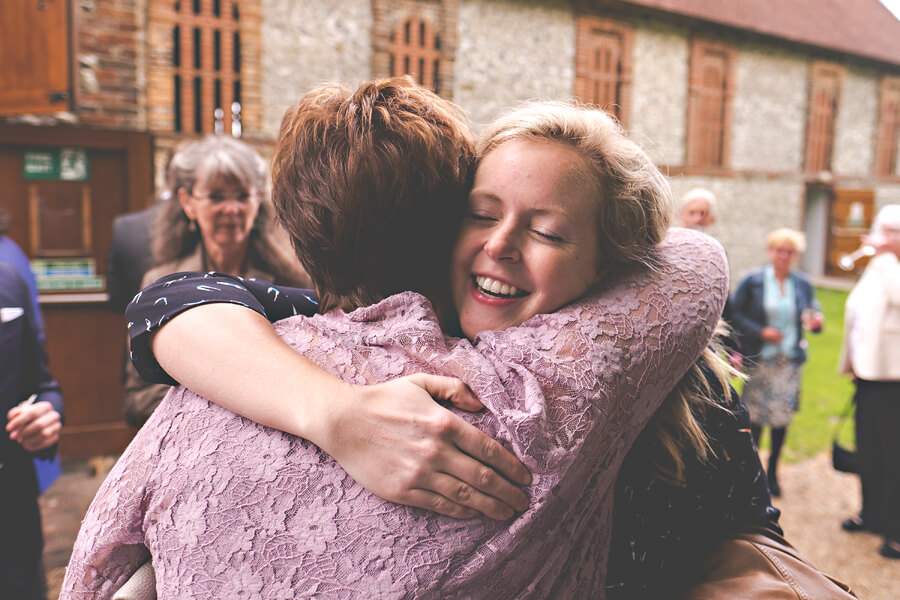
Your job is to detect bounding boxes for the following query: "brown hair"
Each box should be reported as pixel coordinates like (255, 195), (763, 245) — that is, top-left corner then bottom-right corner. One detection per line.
(272, 76), (475, 314)
(152, 135), (306, 286)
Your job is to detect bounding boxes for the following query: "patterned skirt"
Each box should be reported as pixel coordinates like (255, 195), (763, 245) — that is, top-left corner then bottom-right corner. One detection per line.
(742, 354), (802, 427)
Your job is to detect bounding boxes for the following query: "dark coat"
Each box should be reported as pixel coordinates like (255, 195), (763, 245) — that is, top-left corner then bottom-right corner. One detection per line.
(106, 205), (158, 313)
(730, 267), (819, 364)
(0, 263), (64, 597)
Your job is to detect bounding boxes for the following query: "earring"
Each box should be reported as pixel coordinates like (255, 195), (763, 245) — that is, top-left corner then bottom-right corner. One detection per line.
(188, 219), (197, 233)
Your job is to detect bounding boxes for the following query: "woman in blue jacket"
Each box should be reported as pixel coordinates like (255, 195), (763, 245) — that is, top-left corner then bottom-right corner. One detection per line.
(731, 228), (822, 497)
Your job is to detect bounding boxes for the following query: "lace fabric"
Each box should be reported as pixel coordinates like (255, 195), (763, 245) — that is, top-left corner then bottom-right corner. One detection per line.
(62, 228), (728, 600)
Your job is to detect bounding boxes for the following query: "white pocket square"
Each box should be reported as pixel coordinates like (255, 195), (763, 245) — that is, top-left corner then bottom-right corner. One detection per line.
(1, 307), (25, 323)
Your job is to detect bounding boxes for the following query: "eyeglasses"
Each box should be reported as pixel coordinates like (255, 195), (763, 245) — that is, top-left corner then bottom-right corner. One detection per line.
(191, 191), (258, 204)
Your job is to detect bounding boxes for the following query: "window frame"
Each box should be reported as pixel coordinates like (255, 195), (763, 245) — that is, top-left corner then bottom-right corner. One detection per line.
(574, 16), (634, 126)
(874, 75), (900, 177)
(803, 61), (844, 174)
(685, 37), (737, 171)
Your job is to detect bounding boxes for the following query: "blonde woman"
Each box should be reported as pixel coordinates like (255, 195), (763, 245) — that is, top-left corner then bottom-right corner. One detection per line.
(731, 228), (823, 496)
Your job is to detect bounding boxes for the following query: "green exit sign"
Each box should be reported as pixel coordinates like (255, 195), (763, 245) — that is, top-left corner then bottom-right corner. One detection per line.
(23, 148), (89, 181)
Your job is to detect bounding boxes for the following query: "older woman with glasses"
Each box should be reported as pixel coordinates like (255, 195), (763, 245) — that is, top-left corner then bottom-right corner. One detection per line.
(730, 228), (823, 497)
(122, 135), (310, 427)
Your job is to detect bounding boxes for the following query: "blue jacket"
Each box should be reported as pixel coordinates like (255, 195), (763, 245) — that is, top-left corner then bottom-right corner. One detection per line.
(730, 268), (820, 364)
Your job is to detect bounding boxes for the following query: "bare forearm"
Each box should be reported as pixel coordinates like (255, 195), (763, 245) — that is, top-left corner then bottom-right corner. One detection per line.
(151, 303), (347, 446)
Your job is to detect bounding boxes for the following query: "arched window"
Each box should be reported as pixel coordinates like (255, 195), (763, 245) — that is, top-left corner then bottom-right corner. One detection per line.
(875, 77), (900, 176)
(686, 39), (736, 169)
(804, 62), (843, 173)
(575, 17), (633, 126)
(170, 0), (242, 134)
(388, 17), (442, 94)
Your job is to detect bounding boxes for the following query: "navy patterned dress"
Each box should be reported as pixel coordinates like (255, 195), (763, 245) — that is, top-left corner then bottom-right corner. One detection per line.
(126, 271), (781, 597)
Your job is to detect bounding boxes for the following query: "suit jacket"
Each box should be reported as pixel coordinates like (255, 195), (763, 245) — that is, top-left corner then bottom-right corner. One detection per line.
(730, 267), (819, 364)
(106, 206), (158, 314)
(839, 252), (900, 381)
(0, 263), (64, 590)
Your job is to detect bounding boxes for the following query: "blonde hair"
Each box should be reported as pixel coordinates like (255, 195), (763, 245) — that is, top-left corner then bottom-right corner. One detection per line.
(477, 101), (673, 271)
(480, 102), (732, 483)
(647, 322), (742, 485)
(766, 228), (806, 253)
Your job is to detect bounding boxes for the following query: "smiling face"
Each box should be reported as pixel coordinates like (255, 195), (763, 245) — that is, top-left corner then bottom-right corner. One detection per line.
(179, 169), (261, 253)
(450, 140), (602, 340)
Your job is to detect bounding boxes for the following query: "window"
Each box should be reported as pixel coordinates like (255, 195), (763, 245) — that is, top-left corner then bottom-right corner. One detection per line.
(148, 0), (260, 135)
(574, 17), (633, 125)
(686, 39), (736, 169)
(804, 62), (843, 173)
(372, 0), (456, 97)
(387, 17), (442, 93)
(875, 76), (900, 176)
(171, 0), (242, 134)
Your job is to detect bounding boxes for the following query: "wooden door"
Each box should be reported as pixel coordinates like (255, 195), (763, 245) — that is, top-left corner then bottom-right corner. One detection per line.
(826, 188), (875, 277)
(0, 0), (71, 115)
(0, 125), (152, 458)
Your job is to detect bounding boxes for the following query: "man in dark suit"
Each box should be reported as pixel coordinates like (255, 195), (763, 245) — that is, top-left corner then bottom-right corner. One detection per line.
(105, 204), (159, 313)
(0, 263), (64, 599)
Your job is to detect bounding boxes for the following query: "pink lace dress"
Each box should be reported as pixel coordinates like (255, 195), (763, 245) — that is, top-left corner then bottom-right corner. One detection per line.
(62, 228), (727, 599)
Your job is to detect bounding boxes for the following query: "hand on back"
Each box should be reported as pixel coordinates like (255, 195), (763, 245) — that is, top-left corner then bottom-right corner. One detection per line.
(324, 374), (532, 520)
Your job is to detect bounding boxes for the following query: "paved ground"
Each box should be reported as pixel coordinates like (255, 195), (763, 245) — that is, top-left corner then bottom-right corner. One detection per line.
(42, 452), (899, 599)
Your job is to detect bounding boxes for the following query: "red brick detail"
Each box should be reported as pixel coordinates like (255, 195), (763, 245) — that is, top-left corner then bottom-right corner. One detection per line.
(686, 37), (736, 169)
(372, 0), (457, 98)
(148, 0), (262, 136)
(387, 17), (443, 93)
(804, 61), (843, 173)
(574, 16), (634, 126)
(74, 0), (142, 129)
(875, 76), (900, 176)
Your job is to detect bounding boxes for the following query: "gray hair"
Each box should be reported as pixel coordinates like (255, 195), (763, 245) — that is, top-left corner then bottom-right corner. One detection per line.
(871, 204), (900, 238)
(678, 187), (718, 219)
(151, 135), (306, 286)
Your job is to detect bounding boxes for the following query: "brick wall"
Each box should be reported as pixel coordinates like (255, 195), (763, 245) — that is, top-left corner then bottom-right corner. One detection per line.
(630, 22), (689, 167)
(75, 0), (145, 130)
(456, 0), (574, 127)
(833, 64), (879, 176)
(260, 0), (373, 137)
(730, 43), (807, 173)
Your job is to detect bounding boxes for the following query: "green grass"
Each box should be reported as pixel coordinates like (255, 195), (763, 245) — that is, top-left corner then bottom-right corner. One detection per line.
(749, 287), (856, 463)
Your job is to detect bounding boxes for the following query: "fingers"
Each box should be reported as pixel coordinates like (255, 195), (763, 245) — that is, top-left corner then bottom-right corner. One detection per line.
(401, 488), (479, 520)
(450, 418), (532, 488)
(20, 417), (61, 452)
(408, 373), (483, 412)
(6, 402), (61, 451)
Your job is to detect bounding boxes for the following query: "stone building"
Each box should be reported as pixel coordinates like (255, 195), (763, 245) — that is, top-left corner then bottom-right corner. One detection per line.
(2, 0), (899, 455)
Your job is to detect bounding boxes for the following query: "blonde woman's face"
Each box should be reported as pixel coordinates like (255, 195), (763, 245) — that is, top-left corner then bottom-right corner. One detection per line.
(767, 241), (799, 273)
(450, 140), (602, 341)
(180, 170), (260, 252)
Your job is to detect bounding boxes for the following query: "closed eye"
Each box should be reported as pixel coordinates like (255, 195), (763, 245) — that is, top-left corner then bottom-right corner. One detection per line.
(467, 212), (497, 222)
(533, 229), (564, 243)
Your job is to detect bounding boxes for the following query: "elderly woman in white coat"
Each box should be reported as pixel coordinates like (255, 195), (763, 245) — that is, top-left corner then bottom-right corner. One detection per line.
(838, 204), (900, 560)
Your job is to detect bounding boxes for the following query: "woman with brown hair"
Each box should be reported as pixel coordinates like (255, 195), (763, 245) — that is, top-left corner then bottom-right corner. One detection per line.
(67, 79), (730, 598)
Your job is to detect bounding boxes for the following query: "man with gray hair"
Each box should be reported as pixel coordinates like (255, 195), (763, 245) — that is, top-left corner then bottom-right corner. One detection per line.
(678, 187), (717, 232)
